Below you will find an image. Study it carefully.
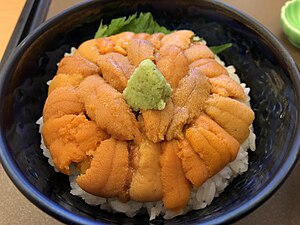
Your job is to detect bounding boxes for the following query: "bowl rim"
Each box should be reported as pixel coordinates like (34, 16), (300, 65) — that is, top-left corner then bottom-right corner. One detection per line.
(1, 0), (300, 224)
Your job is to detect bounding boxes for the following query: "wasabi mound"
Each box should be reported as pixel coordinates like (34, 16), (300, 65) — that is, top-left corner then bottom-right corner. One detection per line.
(123, 59), (172, 111)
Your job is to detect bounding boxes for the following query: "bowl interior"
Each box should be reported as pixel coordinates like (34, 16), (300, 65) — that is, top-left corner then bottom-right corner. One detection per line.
(0, 0), (299, 224)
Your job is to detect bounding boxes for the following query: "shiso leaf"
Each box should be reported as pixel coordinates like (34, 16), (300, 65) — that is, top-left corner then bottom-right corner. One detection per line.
(95, 12), (232, 54)
(209, 43), (233, 54)
(123, 59), (172, 111)
(95, 12), (171, 38)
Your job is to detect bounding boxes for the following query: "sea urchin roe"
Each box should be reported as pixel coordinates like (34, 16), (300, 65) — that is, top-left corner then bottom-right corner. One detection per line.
(123, 59), (172, 111)
(40, 26), (256, 218)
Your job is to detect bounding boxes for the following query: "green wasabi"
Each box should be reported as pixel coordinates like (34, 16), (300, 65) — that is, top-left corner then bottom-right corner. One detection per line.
(123, 59), (172, 111)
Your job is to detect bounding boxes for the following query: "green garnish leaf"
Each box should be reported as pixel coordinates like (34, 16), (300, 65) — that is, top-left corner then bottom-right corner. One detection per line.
(209, 43), (233, 54)
(95, 12), (232, 54)
(95, 12), (171, 38)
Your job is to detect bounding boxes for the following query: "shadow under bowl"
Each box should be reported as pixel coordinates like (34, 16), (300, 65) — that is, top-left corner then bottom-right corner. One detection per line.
(0, 0), (300, 224)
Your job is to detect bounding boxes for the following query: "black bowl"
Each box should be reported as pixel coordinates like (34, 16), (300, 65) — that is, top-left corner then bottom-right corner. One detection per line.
(0, 0), (300, 224)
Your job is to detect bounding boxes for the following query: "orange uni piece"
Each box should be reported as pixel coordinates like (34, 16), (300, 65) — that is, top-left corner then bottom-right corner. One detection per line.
(160, 140), (191, 212)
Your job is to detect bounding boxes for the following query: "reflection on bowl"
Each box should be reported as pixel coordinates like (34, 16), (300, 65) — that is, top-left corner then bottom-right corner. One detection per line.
(0, 0), (300, 224)
(281, 0), (300, 48)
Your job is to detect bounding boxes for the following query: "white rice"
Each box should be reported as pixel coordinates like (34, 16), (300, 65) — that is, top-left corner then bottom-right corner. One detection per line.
(37, 50), (256, 220)
(64, 47), (77, 57)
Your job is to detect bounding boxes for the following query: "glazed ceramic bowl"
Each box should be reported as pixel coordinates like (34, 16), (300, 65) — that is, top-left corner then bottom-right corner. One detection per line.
(281, 0), (300, 48)
(1, 0), (300, 224)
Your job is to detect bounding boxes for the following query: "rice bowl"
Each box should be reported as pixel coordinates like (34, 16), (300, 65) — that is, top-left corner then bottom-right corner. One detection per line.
(37, 44), (256, 220)
(1, 1), (299, 224)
